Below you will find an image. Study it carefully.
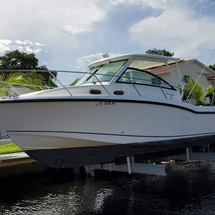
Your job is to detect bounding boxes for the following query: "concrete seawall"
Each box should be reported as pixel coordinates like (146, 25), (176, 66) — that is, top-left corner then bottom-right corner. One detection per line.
(0, 152), (44, 178)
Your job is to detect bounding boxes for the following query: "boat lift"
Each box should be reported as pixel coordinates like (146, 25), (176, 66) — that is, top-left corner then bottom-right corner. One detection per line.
(84, 143), (215, 177)
(85, 156), (166, 176)
(172, 144), (215, 162)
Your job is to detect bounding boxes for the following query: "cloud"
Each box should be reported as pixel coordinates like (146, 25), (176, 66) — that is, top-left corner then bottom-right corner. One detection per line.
(129, 0), (215, 63)
(0, 40), (12, 52)
(1, 0), (215, 72)
(0, 39), (47, 54)
(15, 40), (33, 46)
(75, 52), (121, 71)
(72, 0), (155, 59)
(77, 53), (105, 68)
(0, 0), (105, 67)
(63, 25), (87, 35)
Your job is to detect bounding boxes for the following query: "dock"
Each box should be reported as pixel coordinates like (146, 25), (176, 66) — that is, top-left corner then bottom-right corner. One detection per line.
(0, 152), (41, 179)
(0, 152), (33, 166)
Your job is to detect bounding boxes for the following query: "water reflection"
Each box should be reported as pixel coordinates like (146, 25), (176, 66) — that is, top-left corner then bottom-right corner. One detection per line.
(0, 162), (215, 215)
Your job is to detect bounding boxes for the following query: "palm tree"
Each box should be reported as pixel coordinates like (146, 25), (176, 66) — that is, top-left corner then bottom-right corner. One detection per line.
(21, 72), (46, 91)
(0, 72), (45, 97)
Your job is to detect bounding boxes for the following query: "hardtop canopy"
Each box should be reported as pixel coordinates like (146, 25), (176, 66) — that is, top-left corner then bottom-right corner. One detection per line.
(88, 54), (180, 70)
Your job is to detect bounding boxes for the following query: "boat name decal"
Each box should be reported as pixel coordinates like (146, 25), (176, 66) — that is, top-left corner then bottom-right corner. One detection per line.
(96, 101), (116, 106)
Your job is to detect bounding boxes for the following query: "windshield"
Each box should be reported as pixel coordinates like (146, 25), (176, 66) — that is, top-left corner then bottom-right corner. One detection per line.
(77, 60), (126, 85)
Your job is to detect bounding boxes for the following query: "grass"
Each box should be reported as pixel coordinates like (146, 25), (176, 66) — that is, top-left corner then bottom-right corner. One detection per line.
(0, 142), (22, 154)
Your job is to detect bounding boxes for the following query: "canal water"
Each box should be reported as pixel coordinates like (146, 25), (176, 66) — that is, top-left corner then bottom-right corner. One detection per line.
(1, 162), (215, 215)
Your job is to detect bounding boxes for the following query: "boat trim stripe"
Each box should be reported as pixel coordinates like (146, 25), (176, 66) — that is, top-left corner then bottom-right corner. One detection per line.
(7, 130), (215, 139)
(1, 98), (215, 114)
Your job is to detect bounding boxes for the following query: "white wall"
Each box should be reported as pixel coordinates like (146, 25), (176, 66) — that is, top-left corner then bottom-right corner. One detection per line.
(0, 130), (8, 139)
(158, 62), (212, 89)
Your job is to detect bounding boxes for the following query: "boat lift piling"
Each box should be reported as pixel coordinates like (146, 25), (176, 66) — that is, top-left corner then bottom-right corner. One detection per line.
(186, 147), (190, 161)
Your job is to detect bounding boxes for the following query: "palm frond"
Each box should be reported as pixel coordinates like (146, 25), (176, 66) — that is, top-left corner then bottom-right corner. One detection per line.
(183, 79), (206, 105)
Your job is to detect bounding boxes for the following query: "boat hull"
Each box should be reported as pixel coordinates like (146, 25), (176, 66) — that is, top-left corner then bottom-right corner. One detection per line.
(1, 98), (215, 166)
(26, 134), (215, 168)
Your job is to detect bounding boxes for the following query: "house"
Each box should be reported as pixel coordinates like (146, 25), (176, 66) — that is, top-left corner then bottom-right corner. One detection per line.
(148, 59), (215, 89)
(0, 130), (8, 139)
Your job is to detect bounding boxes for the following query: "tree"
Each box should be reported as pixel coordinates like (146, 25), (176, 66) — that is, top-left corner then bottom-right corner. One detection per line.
(209, 64), (215, 71)
(146, 48), (174, 57)
(0, 50), (56, 87)
(0, 73), (24, 96)
(183, 79), (206, 105)
(182, 77), (215, 106)
(205, 84), (215, 105)
(0, 50), (44, 70)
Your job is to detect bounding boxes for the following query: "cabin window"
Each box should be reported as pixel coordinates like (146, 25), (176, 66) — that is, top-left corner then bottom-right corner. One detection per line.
(77, 60), (126, 85)
(118, 68), (174, 89)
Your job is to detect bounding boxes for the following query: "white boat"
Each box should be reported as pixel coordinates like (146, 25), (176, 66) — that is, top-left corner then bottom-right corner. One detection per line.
(0, 54), (215, 167)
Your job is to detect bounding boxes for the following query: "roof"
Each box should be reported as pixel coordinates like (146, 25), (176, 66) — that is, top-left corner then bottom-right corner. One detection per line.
(9, 86), (34, 95)
(149, 59), (215, 76)
(149, 60), (193, 75)
(88, 54), (180, 69)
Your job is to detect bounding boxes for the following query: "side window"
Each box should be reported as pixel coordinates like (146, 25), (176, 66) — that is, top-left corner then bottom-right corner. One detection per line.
(118, 68), (174, 89)
(118, 69), (153, 85)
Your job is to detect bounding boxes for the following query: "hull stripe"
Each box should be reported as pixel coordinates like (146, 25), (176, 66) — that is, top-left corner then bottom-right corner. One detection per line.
(1, 98), (215, 114)
(7, 130), (215, 139)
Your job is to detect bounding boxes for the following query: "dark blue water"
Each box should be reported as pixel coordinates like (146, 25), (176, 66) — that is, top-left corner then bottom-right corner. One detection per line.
(1, 162), (215, 215)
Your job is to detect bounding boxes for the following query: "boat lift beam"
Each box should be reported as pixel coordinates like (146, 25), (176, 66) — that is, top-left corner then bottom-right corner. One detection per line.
(85, 156), (166, 176)
(171, 143), (215, 162)
(172, 152), (215, 162)
(84, 144), (215, 177)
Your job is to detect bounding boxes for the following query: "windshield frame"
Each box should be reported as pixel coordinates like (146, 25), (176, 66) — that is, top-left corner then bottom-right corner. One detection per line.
(76, 60), (127, 85)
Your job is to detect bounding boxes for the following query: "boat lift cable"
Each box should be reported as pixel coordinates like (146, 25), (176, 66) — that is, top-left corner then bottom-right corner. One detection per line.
(166, 61), (180, 91)
(210, 59), (215, 106)
(211, 90), (215, 106)
(186, 49), (215, 102)
(211, 78), (215, 106)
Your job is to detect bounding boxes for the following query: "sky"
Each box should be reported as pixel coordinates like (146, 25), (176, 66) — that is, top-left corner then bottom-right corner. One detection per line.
(0, 0), (215, 84)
